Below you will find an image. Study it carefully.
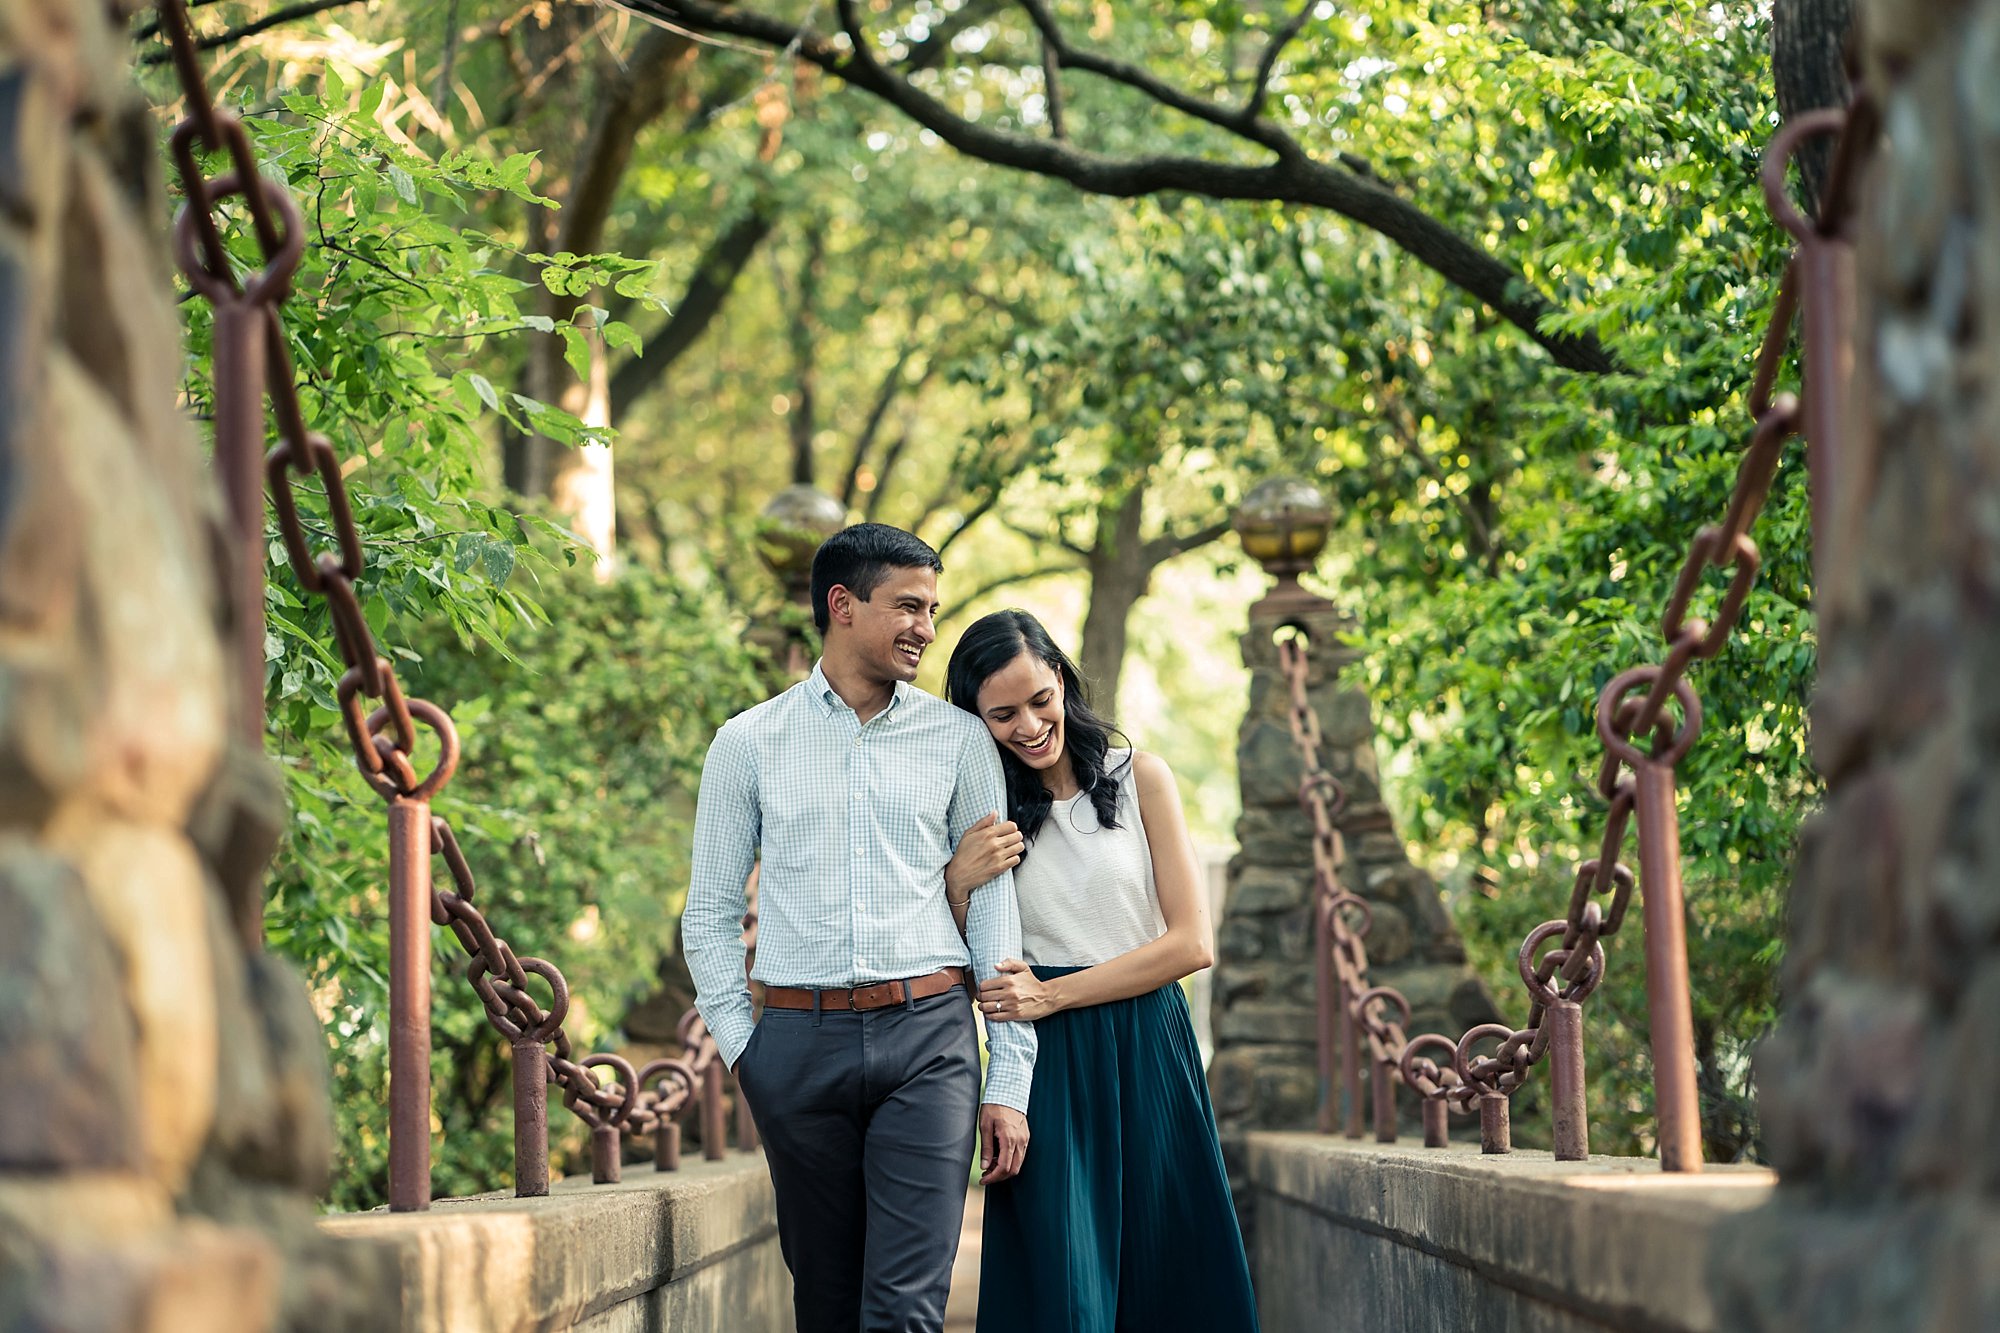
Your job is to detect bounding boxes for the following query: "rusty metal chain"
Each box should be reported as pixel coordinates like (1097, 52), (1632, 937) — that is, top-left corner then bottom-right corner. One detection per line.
(1277, 632), (1430, 1138)
(153, 0), (727, 1198)
(1285, 92), (1876, 1166)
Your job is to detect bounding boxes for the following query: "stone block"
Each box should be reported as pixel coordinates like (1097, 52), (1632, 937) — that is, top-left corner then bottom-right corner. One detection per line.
(1208, 1048), (1261, 1118)
(0, 842), (141, 1169)
(1252, 1064), (1319, 1129)
(1237, 718), (1304, 809)
(1327, 750), (1381, 804)
(1215, 962), (1269, 1005)
(56, 352), (226, 825)
(1386, 963), (1484, 1024)
(1217, 916), (1264, 965)
(1239, 606), (1356, 673)
(1353, 829), (1407, 862)
(207, 926), (334, 1194)
(1307, 684), (1376, 749)
(1228, 864), (1310, 914)
(8, 1217), (278, 1333)
(58, 145), (193, 440)
(1217, 1003), (1318, 1046)
(1356, 902), (1412, 966)
(59, 818), (217, 1189)
(1267, 908), (1314, 964)
(1361, 863), (1424, 902)
(1233, 806), (1314, 866)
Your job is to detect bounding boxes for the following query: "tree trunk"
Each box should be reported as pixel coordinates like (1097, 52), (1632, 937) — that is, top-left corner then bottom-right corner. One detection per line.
(547, 329), (618, 580)
(1078, 486), (1150, 712)
(1772, 0), (1858, 203)
(517, 28), (695, 568)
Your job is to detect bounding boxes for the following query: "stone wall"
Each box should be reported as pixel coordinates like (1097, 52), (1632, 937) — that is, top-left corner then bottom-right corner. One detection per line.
(1709, 0), (2000, 1326)
(1208, 591), (1498, 1226)
(0, 4), (391, 1328)
(1251, 1134), (1774, 1333)
(319, 1156), (789, 1333)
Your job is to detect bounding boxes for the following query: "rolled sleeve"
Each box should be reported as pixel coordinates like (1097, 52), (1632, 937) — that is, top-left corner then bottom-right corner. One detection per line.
(949, 731), (1037, 1113)
(682, 724), (759, 1067)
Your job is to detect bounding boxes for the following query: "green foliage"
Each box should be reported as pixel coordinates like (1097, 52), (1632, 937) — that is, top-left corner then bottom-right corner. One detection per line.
(168, 0), (1821, 1185)
(1284, 4), (1812, 1161)
(163, 77), (767, 1207)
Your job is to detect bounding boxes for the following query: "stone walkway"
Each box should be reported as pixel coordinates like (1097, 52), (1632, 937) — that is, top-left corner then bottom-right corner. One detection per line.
(943, 1186), (984, 1331)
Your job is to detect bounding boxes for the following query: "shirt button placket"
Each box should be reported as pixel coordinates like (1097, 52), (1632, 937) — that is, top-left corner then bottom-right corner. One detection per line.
(850, 732), (865, 974)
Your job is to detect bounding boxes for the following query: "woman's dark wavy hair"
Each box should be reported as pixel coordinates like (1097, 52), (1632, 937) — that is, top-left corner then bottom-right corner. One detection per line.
(945, 610), (1130, 857)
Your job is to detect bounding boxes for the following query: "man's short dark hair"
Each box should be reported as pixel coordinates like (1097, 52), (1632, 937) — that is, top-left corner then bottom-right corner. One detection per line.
(809, 524), (944, 633)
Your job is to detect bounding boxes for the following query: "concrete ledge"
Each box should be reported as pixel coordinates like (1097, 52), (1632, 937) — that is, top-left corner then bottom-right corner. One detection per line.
(317, 1154), (787, 1333)
(1248, 1133), (1775, 1333)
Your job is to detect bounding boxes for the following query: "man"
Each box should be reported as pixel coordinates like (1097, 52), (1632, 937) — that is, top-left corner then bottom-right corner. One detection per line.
(682, 523), (1036, 1333)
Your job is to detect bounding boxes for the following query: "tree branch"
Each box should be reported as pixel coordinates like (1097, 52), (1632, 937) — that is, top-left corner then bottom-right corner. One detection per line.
(139, 0), (367, 63)
(1143, 516), (1232, 565)
(624, 0), (1616, 374)
(775, 224), (827, 485)
(560, 26), (695, 256)
(839, 325), (930, 508)
(1002, 515), (1088, 559)
(1040, 33), (1068, 141)
(937, 565), (1074, 627)
(1246, 0), (1318, 119)
(1015, 0), (1292, 152)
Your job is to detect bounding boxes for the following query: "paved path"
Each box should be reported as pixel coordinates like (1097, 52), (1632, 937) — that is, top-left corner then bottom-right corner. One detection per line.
(944, 1186), (984, 1331)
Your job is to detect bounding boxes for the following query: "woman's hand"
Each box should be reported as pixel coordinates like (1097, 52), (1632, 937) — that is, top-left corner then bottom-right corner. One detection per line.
(946, 813), (1024, 901)
(979, 958), (1062, 1022)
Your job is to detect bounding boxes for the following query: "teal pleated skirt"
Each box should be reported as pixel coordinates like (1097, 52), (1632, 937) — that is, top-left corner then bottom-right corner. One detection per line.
(977, 967), (1259, 1333)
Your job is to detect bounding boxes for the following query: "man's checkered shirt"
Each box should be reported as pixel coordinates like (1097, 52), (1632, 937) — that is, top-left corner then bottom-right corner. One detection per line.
(680, 661), (1036, 1113)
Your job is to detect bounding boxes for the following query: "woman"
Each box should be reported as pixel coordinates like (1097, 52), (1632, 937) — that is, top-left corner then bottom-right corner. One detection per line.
(942, 609), (1258, 1333)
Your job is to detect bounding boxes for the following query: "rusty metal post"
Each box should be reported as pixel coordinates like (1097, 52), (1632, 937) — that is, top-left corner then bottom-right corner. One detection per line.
(702, 1059), (727, 1161)
(734, 1071), (759, 1152)
(1478, 1091), (1511, 1154)
(1547, 998), (1589, 1162)
(1632, 757), (1703, 1173)
(591, 1124), (621, 1184)
(656, 1119), (682, 1172)
(1341, 1003), (1364, 1138)
(1315, 891), (1335, 1134)
(1422, 1097), (1449, 1148)
(510, 1037), (549, 1196)
(1372, 1059), (1397, 1143)
(387, 798), (432, 1212)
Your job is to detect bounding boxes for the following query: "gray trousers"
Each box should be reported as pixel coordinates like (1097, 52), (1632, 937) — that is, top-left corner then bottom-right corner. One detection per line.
(733, 986), (981, 1333)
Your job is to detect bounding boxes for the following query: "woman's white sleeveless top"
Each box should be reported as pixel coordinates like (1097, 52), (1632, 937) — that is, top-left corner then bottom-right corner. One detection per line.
(1014, 750), (1166, 966)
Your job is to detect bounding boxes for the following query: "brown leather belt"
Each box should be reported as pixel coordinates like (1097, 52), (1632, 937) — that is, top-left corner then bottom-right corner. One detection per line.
(761, 967), (969, 1013)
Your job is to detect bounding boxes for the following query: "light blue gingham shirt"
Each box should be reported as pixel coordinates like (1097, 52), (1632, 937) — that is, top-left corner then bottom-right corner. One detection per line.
(681, 661), (1036, 1113)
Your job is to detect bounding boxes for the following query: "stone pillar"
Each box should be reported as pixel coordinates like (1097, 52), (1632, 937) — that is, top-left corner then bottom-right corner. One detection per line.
(1711, 2), (2000, 1327)
(0, 5), (390, 1328)
(1208, 484), (1497, 1227)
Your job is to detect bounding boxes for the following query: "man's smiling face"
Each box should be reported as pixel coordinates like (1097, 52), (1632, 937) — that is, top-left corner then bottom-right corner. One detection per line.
(840, 565), (939, 686)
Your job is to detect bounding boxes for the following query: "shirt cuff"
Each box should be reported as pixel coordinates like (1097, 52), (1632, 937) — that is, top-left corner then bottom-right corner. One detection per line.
(703, 1003), (756, 1070)
(980, 1055), (1034, 1114)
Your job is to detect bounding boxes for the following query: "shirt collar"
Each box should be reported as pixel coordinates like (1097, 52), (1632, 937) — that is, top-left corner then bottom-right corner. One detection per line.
(806, 659), (909, 719)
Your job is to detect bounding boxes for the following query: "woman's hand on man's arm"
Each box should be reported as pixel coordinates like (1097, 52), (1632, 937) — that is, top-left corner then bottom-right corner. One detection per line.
(945, 812), (1024, 935)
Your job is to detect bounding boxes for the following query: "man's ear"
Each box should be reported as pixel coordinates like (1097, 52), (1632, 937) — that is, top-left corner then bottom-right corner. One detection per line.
(826, 584), (854, 628)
